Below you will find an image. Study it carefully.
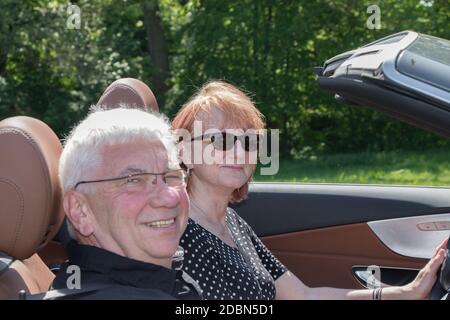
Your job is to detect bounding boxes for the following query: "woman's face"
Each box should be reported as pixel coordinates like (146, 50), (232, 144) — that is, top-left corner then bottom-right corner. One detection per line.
(186, 108), (256, 194)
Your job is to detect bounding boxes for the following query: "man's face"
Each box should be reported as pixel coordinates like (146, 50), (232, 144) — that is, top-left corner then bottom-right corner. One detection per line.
(83, 139), (188, 267)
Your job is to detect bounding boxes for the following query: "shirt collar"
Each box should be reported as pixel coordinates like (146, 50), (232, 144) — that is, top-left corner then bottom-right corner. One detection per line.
(66, 240), (178, 295)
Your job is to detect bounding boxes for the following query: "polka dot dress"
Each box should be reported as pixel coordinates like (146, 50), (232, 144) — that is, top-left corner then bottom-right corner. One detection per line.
(180, 208), (287, 300)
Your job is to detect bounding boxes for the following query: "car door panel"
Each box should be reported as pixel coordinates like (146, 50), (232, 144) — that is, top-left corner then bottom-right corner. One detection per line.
(261, 222), (426, 289)
(368, 213), (450, 259)
(233, 183), (450, 288)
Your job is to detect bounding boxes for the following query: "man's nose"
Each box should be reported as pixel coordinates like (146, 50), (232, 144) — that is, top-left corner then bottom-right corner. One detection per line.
(148, 183), (180, 208)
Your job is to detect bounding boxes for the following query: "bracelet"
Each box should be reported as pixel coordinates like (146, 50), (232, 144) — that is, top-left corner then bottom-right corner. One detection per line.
(372, 287), (383, 300)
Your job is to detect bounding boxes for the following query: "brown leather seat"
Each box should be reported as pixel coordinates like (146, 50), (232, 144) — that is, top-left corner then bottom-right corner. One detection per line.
(96, 78), (159, 112)
(0, 116), (64, 299)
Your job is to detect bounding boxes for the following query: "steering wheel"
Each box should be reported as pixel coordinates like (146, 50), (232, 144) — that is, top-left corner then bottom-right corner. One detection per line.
(429, 235), (450, 300)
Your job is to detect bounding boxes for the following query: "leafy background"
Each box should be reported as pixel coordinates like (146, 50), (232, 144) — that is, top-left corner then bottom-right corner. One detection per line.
(1, 0), (449, 183)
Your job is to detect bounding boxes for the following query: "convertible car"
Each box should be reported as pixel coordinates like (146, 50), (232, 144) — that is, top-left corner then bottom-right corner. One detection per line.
(0, 30), (449, 300)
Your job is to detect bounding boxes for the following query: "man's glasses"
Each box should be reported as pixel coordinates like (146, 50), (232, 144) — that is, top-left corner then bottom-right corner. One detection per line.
(74, 169), (187, 192)
(191, 132), (260, 152)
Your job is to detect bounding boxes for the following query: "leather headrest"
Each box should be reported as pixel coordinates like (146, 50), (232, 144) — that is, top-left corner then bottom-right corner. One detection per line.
(0, 116), (64, 260)
(96, 78), (159, 112)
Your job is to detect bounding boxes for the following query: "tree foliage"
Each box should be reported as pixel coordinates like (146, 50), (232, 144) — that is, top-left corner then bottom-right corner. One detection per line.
(1, 0), (449, 156)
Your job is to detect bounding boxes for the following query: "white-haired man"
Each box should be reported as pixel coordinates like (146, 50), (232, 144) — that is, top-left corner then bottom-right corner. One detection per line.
(51, 107), (201, 299)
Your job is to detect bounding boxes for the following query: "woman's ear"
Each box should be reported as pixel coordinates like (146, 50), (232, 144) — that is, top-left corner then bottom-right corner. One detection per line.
(63, 191), (96, 237)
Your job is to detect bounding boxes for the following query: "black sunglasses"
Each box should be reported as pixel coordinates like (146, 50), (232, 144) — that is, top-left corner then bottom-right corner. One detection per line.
(191, 132), (260, 152)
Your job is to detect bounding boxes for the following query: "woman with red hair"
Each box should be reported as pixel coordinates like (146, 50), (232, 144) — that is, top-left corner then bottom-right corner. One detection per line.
(172, 80), (446, 300)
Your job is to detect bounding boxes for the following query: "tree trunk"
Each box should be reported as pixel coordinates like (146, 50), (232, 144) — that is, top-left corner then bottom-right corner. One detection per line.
(141, 0), (170, 107)
(0, 50), (7, 76)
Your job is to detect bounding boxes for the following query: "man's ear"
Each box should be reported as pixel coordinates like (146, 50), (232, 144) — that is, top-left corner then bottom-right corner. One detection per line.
(63, 191), (96, 237)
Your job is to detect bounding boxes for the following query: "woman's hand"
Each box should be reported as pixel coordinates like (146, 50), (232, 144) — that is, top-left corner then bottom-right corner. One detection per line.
(401, 237), (448, 300)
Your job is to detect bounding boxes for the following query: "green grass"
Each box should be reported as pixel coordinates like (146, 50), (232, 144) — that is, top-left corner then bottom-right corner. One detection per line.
(254, 149), (450, 186)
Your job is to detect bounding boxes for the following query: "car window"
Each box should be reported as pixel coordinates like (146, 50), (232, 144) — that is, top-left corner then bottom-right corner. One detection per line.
(397, 35), (450, 91)
(408, 35), (450, 66)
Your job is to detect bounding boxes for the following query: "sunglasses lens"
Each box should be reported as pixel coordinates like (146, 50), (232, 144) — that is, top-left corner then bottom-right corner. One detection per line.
(211, 133), (226, 150)
(210, 132), (259, 151)
(244, 134), (259, 151)
(210, 133), (234, 151)
(224, 133), (236, 150)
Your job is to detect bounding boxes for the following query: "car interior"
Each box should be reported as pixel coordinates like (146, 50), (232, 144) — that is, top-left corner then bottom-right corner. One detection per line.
(0, 33), (449, 300)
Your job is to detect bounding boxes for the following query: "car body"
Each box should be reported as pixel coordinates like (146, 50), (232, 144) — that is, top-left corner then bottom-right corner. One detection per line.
(317, 30), (450, 138)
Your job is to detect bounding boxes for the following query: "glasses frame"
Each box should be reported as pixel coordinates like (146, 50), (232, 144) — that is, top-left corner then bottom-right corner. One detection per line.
(74, 169), (187, 190)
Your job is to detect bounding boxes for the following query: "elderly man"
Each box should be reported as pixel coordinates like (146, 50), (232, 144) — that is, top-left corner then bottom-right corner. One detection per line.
(51, 107), (201, 299)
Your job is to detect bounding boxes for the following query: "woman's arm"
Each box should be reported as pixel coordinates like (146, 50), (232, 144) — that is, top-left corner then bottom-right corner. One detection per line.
(275, 239), (447, 300)
(275, 272), (405, 300)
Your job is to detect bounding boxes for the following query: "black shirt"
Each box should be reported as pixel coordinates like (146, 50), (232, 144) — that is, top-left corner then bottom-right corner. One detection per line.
(51, 240), (201, 300)
(180, 208), (287, 300)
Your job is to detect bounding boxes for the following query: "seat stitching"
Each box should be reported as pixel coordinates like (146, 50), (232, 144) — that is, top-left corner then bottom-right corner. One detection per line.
(0, 126), (52, 255)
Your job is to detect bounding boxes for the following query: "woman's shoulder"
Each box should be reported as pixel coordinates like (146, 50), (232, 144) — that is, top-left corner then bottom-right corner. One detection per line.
(181, 218), (220, 261)
(226, 207), (253, 233)
(227, 206), (251, 222)
(182, 218), (203, 237)
(181, 217), (212, 246)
